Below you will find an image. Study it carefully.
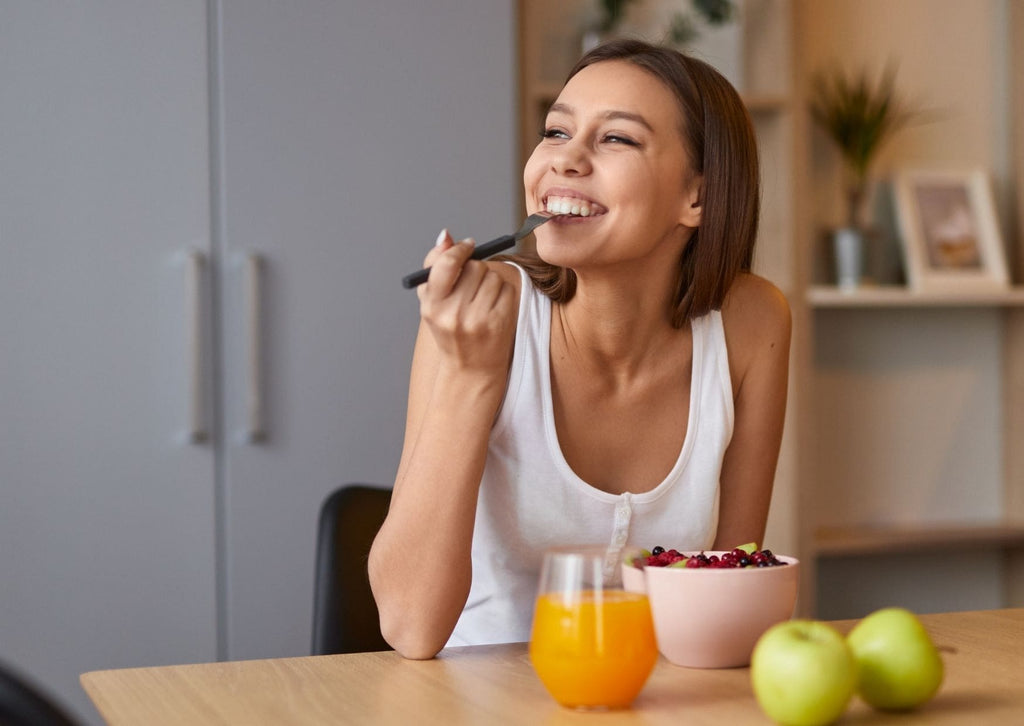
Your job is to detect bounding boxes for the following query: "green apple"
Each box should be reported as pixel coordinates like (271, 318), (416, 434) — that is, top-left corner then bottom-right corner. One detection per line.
(751, 620), (857, 726)
(847, 607), (944, 711)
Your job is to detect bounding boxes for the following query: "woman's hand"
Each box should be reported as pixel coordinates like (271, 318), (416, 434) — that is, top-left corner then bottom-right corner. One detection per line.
(417, 230), (518, 378)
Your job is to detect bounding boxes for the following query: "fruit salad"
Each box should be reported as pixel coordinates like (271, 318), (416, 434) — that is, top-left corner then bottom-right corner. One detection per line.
(637, 542), (789, 569)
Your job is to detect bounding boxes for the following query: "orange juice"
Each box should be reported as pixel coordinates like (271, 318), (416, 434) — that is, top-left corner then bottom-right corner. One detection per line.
(529, 590), (657, 709)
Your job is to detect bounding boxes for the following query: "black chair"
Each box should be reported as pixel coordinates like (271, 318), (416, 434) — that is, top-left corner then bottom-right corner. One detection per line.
(0, 660), (80, 726)
(312, 483), (393, 655)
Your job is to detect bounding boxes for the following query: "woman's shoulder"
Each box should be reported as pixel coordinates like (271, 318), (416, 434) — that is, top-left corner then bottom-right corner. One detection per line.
(720, 272), (790, 338)
(719, 273), (791, 386)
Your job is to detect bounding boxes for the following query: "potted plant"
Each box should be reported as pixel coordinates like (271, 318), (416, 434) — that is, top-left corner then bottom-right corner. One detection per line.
(669, 0), (735, 45)
(585, 0), (737, 55)
(581, 1), (741, 87)
(810, 64), (912, 289)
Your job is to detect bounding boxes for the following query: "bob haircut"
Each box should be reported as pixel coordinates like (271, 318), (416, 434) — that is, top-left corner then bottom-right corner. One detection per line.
(506, 38), (760, 326)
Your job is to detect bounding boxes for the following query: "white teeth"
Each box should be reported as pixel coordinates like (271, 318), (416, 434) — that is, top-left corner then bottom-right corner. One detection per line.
(546, 195), (596, 217)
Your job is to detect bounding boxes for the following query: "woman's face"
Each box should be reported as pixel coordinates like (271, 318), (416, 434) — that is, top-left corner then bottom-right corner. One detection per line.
(523, 59), (701, 271)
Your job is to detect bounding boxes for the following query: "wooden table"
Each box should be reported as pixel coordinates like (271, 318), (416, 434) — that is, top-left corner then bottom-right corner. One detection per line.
(81, 609), (1024, 725)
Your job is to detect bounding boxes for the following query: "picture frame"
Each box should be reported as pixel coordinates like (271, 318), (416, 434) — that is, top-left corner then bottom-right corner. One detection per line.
(893, 168), (1010, 293)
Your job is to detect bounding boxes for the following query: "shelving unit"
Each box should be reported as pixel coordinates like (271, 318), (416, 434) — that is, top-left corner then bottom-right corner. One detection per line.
(799, 288), (1024, 618)
(789, 2), (1024, 620)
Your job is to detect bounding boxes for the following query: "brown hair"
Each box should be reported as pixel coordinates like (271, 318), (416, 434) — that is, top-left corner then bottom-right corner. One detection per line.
(506, 38), (760, 326)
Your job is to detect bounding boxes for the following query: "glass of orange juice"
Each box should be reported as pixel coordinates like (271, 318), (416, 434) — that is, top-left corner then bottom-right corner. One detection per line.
(529, 545), (657, 710)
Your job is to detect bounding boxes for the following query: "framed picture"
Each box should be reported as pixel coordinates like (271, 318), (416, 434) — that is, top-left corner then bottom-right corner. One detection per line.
(893, 168), (1010, 293)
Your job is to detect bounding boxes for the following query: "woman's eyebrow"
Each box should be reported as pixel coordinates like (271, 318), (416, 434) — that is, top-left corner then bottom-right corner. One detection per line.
(548, 102), (654, 132)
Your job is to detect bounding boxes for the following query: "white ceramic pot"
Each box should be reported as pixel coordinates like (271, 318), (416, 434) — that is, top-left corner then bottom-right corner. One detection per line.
(834, 227), (864, 291)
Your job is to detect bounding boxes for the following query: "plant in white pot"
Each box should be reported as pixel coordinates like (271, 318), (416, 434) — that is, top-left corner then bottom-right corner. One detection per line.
(591, 0), (736, 36)
(810, 64), (912, 289)
(585, 0), (739, 80)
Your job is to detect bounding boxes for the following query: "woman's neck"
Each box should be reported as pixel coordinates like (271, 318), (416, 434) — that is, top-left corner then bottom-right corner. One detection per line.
(553, 265), (682, 384)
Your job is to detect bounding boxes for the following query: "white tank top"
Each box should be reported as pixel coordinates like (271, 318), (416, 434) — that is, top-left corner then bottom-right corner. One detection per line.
(447, 263), (734, 647)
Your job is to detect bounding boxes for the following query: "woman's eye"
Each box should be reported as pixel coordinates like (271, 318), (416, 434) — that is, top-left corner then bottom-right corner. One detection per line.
(604, 134), (639, 146)
(540, 127), (569, 140)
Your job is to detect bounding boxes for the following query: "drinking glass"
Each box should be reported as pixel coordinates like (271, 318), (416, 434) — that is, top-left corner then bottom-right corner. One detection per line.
(528, 545), (657, 710)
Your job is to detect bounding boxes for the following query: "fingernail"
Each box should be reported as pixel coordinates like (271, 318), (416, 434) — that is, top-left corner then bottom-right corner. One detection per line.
(435, 229), (448, 247)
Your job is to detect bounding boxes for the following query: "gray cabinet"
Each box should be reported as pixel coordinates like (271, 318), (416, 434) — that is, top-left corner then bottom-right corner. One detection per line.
(1, 4), (219, 722)
(1, 1), (515, 722)
(214, 0), (516, 661)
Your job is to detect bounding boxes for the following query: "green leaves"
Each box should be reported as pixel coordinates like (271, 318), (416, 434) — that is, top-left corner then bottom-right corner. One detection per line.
(810, 64), (911, 183)
(598, 0), (736, 37)
(810, 64), (915, 227)
(693, 0), (735, 25)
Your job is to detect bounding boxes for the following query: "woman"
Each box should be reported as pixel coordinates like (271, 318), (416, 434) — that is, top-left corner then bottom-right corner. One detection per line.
(368, 39), (791, 659)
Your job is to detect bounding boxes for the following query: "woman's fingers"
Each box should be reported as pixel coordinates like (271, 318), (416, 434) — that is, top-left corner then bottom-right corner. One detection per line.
(421, 228), (455, 268)
(419, 237), (477, 302)
(417, 228), (515, 336)
(470, 263), (511, 313)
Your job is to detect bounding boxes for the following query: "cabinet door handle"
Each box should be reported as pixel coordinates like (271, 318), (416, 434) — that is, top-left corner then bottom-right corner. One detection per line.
(185, 249), (208, 443)
(245, 253), (267, 442)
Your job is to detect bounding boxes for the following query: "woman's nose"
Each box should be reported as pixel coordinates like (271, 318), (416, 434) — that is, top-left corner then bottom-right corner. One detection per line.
(550, 138), (592, 176)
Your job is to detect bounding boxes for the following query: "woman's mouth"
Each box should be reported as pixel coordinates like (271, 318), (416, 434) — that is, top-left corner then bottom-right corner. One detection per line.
(544, 194), (607, 218)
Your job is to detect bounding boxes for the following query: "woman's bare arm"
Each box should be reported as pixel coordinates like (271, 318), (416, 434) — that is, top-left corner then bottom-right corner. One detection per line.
(368, 238), (520, 658)
(714, 273), (792, 550)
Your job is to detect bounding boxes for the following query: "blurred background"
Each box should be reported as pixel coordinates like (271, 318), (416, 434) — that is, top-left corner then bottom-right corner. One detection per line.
(2, 1), (1022, 723)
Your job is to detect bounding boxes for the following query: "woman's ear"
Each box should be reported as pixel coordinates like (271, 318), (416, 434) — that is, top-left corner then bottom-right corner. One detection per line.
(679, 176), (703, 228)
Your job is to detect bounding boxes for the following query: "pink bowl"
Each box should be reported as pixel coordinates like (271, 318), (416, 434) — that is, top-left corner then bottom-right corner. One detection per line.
(622, 553), (799, 668)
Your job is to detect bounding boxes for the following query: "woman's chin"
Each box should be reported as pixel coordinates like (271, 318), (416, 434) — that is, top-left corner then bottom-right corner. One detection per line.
(532, 240), (579, 269)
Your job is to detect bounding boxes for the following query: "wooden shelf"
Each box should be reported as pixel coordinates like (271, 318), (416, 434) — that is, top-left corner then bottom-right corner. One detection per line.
(806, 285), (1024, 308)
(813, 522), (1024, 557)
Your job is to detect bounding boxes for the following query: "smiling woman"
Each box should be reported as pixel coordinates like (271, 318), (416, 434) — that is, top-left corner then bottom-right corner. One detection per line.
(526, 60), (702, 287)
(515, 40), (761, 325)
(368, 39), (791, 660)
